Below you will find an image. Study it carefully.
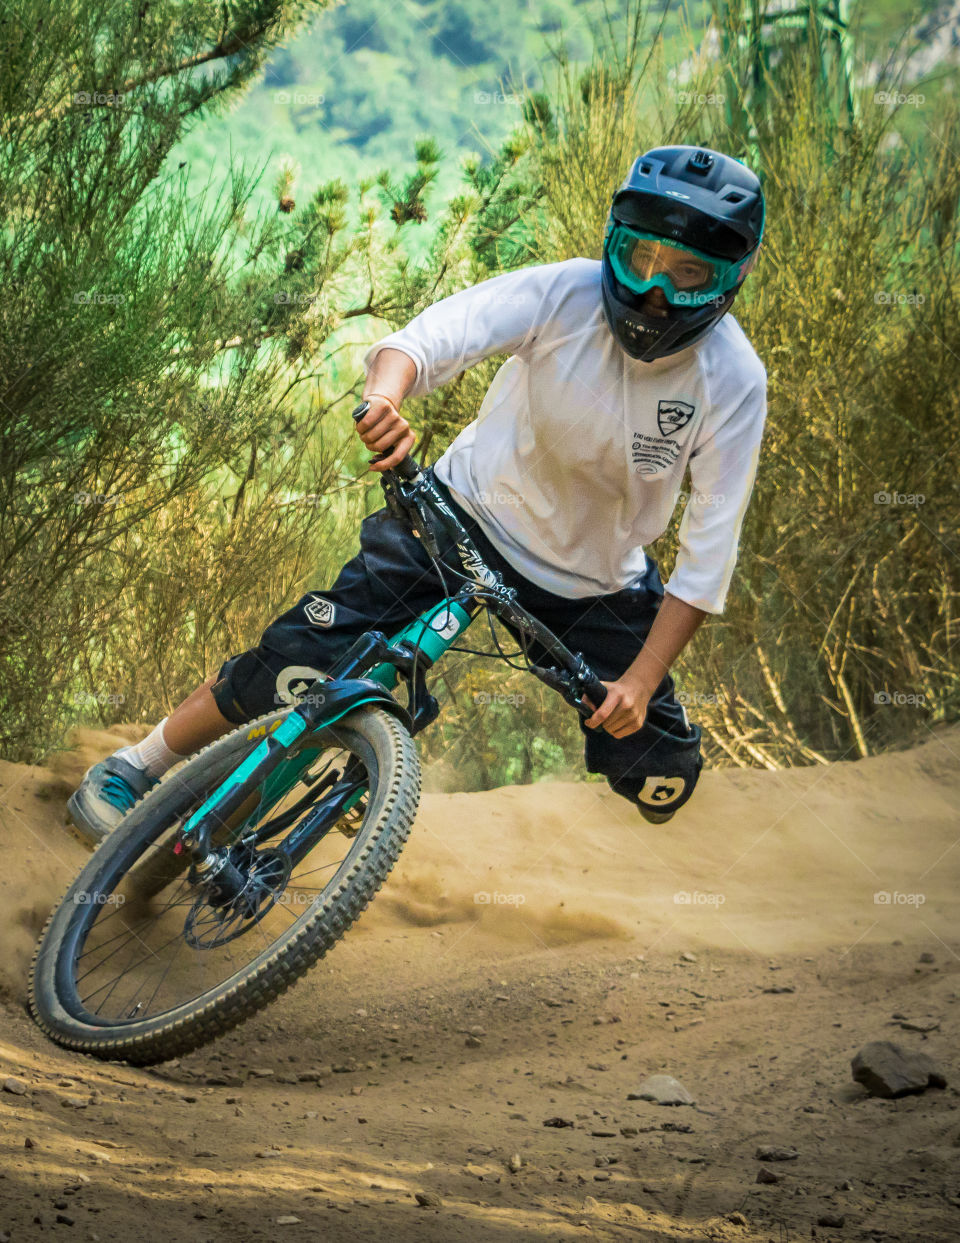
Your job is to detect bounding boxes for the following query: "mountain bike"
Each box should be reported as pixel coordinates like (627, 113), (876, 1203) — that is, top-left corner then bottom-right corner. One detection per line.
(29, 403), (608, 1064)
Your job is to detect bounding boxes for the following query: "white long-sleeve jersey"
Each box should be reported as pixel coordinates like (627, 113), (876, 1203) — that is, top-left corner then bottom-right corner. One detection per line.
(363, 258), (767, 614)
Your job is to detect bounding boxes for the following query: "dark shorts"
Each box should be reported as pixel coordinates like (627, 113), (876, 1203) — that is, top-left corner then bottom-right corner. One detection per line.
(212, 471), (702, 816)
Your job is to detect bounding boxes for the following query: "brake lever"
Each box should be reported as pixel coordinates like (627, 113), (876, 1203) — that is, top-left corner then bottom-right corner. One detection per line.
(529, 662), (606, 717)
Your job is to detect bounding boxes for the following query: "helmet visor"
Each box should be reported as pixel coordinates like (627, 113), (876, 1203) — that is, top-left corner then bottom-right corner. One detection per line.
(606, 225), (750, 308)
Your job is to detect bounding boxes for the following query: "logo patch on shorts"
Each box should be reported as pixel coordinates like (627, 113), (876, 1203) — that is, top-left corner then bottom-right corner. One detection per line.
(304, 595), (336, 627)
(637, 775), (685, 807)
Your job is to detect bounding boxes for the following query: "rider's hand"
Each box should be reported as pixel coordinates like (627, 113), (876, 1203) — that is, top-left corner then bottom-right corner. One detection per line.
(355, 394), (417, 472)
(582, 676), (652, 738)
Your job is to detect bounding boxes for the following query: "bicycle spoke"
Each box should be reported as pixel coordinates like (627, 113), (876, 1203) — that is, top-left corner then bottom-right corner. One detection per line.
(64, 735), (376, 1027)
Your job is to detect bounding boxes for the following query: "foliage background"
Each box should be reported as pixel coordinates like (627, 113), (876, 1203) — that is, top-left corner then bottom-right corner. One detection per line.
(1, 0), (957, 785)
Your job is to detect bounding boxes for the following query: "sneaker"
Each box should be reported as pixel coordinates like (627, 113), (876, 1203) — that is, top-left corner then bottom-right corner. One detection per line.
(67, 754), (159, 848)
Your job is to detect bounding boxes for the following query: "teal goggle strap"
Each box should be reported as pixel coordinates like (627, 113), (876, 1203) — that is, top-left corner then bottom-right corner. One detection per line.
(605, 225), (753, 308)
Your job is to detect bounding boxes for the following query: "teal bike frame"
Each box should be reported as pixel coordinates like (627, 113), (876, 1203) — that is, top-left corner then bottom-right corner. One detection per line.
(172, 410), (607, 908)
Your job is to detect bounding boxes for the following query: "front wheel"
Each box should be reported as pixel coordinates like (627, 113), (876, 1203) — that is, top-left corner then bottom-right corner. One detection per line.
(29, 705), (420, 1064)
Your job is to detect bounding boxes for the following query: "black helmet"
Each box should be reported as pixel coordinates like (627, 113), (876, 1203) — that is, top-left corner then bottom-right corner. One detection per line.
(600, 145), (765, 361)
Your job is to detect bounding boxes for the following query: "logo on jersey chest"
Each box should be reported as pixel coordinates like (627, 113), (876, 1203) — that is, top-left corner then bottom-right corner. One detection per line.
(631, 397), (697, 476)
(657, 399), (696, 437)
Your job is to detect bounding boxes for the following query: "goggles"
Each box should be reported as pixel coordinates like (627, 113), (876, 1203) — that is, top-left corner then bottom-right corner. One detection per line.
(605, 224), (753, 308)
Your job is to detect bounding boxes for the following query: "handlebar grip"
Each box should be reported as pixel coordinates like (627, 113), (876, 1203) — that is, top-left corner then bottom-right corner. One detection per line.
(352, 400), (420, 479)
(580, 674), (608, 711)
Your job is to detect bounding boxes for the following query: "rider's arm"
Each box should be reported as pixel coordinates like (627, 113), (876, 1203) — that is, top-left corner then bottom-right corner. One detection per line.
(582, 593), (706, 736)
(585, 373), (766, 738)
(623, 593), (706, 696)
(664, 372), (767, 615)
(363, 260), (583, 398)
(358, 262), (576, 470)
(356, 349), (419, 470)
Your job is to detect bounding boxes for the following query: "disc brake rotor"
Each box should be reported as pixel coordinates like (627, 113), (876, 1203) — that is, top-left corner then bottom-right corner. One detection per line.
(184, 849), (291, 949)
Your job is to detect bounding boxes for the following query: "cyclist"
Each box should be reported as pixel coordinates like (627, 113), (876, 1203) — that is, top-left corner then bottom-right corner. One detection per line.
(68, 145), (766, 844)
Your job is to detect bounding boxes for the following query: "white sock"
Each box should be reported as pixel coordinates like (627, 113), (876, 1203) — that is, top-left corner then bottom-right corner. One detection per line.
(116, 718), (187, 779)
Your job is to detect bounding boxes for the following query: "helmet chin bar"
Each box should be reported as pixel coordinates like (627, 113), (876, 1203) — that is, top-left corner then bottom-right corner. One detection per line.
(601, 265), (738, 362)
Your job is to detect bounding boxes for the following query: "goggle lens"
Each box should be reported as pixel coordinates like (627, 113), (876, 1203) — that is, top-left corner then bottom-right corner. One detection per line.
(606, 225), (746, 307)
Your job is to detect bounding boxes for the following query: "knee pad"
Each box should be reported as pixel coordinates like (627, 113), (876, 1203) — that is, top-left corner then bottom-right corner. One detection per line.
(587, 718), (703, 820)
(211, 651), (327, 725)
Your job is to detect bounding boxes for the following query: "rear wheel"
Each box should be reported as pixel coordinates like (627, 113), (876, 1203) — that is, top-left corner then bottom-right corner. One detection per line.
(29, 705), (419, 1064)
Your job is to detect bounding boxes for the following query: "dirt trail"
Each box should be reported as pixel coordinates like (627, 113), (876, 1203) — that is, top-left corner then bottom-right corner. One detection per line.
(1, 725), (959, 1241)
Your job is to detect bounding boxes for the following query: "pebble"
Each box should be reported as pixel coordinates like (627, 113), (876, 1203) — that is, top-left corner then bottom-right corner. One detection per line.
(756, 1168), (779, 1184)
(897, 1018), (940, 1033)
(465, 1035), (482, 1048)
(851, 1041), (947, 1098)
(593, 1171), (611, 1181)
(679, 952), (697, 963)
(414, 1191), (442, 1208)
(276, 1216), (301, 1225)
(628, 1074), (695, 1106)
(508, 1153), (522, 1173)
(817, 1212), (845, 1227)
(542, 1116), (575, 1128)
(2, 1077), (28, 1096)
(755, 1145), (798, 1162)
